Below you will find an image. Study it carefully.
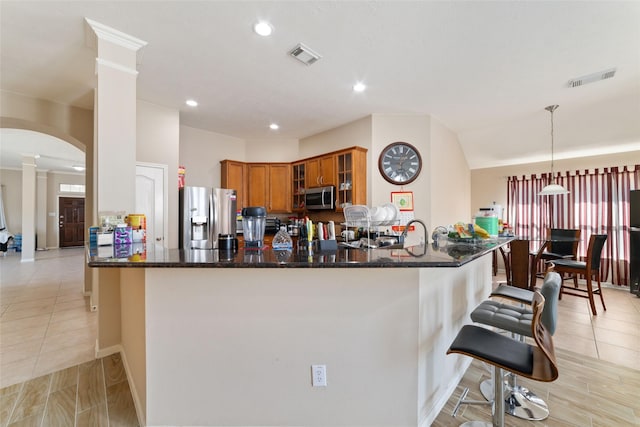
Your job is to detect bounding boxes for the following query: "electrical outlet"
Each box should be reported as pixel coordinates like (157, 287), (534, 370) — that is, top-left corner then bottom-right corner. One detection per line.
(311, 365), (327, 387)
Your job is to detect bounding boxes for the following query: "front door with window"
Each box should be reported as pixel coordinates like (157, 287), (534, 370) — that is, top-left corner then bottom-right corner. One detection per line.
(59, 197), (85, 247)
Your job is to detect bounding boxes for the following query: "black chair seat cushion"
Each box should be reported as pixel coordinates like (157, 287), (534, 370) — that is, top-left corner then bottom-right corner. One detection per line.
(490, 284), (534, 304)
(470, 300), (533, 337)
(552, 259), (587, 269)
(540, 251), (574, 259)
(449, 324), (534, 375)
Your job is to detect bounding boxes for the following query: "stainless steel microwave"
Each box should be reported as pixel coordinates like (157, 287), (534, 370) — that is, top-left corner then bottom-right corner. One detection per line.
(304, 186), (335, 210)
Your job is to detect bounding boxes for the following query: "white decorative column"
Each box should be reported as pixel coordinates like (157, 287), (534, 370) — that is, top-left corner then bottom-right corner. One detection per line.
(85, 19), (147, 352)
(21, 155), (36, 262)
(85, 18), (147, 213)
(36, 171), (47, 250)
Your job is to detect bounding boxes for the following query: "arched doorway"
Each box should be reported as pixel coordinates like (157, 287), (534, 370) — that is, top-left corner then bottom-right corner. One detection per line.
(0, 125), (87, 250)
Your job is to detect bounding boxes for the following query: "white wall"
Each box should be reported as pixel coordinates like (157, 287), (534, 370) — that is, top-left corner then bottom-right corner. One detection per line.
(137, 100), (180, 248)
(245, 138), (300, 163)
(371, 115), (431, 224)
(299, 116), (373, 159)
(430, 118), (471, 229)
(179, 126), (245, 188)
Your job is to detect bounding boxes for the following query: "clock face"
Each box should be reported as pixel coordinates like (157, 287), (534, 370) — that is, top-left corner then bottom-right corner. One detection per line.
(378, 142), (422, 184)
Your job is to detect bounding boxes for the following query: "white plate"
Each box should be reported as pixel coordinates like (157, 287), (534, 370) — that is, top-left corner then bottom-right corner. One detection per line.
(382, 203), (399, 222)
(370, 206), (386, 222)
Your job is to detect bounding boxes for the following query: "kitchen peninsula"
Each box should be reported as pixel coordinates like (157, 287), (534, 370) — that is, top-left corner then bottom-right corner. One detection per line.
(88, 239), (511, 427)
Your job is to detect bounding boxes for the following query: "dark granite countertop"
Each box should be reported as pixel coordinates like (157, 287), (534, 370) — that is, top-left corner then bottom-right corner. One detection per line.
(87, 237), (513, 268)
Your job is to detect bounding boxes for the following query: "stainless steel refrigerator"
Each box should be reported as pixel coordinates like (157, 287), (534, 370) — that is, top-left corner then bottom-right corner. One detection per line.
(630, 190), (640, 295)
(179, 187), (237, 249)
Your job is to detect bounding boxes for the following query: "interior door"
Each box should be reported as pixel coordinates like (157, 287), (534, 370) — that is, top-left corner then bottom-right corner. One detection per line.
(59, 197), (85, 247)
(136, 163), (167, 247)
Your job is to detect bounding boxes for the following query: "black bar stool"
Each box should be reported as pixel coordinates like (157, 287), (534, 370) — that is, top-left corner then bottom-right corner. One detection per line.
(447, 291), (559, 427)
(469, 271), (561, 420)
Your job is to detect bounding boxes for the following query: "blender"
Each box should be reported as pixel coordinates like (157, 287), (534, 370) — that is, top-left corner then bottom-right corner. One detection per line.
(241, 206), (266, 249)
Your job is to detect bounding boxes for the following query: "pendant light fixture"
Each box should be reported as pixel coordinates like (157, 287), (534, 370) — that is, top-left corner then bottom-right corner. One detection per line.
(539, 104), (569, 196)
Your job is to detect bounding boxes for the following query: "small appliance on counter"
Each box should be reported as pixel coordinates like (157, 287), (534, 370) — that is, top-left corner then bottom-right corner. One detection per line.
(241, 206), (267, 249)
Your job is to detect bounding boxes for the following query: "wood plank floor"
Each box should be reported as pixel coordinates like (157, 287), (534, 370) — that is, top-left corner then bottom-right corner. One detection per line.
(432, 347), (640, 426)
(0, 353), (137, 427)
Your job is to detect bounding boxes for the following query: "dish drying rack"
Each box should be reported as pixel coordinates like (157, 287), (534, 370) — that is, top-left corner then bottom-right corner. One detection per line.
(342, 205), (399, 248)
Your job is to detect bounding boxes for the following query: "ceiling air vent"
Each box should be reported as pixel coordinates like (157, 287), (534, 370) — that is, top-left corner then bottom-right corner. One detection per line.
(568, 68), (616, 88)
(288, 43), (322, 66)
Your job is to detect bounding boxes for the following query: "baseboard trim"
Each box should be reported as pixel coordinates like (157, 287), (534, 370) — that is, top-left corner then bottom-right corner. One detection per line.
(419, 356), (472, 427)
(94, 342), (146, 426)
(95, 341), (121, 359)
(120, 348), (146, 427)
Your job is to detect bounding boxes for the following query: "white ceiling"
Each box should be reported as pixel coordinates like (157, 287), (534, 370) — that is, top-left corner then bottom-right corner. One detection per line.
(1, 1), (639, 172)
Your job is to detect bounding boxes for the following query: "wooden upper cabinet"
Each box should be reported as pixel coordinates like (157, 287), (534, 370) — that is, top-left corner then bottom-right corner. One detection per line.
(292, 162), (306, 211)
(306, 155), (335, 188)
(247, 164), (269, 208)
(335, 147), (367, 211)
(222, 147), (366, 215)
(247, 163), (292, 213)
(268, 163), (291, 213)
(221, 160), (247, 210)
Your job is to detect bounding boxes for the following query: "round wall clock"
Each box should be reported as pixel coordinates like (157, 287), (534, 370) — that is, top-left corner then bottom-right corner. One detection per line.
(378, 142), (422, 185)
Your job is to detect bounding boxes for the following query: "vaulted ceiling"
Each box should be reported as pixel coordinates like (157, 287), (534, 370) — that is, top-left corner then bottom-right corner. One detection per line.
(1, 1), (639, 172)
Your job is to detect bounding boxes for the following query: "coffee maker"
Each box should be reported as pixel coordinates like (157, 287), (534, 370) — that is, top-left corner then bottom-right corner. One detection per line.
(179, 187), (237, 249)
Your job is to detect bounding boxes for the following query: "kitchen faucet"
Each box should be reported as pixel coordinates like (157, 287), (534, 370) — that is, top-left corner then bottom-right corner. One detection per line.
(401, 219), (428, 246)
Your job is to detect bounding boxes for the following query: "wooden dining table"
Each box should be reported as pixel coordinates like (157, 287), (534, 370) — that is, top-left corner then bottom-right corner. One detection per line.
(498, 236), (580, 290)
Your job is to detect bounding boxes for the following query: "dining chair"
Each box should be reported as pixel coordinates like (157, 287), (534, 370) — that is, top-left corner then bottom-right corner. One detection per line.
(552, 234), (608, 315)
(539, 228), (581, 261)
(530, 228), (581, 283)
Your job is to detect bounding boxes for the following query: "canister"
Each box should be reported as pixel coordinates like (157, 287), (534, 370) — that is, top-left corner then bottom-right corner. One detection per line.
(474, 208), (499, 237)
(127, 214), (147, 243)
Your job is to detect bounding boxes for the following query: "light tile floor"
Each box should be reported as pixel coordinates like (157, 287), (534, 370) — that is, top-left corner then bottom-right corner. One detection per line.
(0, 248), (96, 389)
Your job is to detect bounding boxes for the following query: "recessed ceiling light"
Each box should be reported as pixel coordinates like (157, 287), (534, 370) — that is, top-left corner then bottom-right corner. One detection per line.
(254, 21), (273, 37)
(269, 123), (279, 130)
(186, 99), (198, 107)
(353, 82), (366, 92)
(72, 165), (86, 171)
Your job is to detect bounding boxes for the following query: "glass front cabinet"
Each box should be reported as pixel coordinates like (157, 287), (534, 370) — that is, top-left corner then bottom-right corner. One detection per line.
(292, 161), (306, 211)
(336, 147), (367, 211)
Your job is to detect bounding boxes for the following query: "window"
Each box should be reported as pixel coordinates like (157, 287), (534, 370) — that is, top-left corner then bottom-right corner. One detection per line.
(59, 184), (85, 193)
